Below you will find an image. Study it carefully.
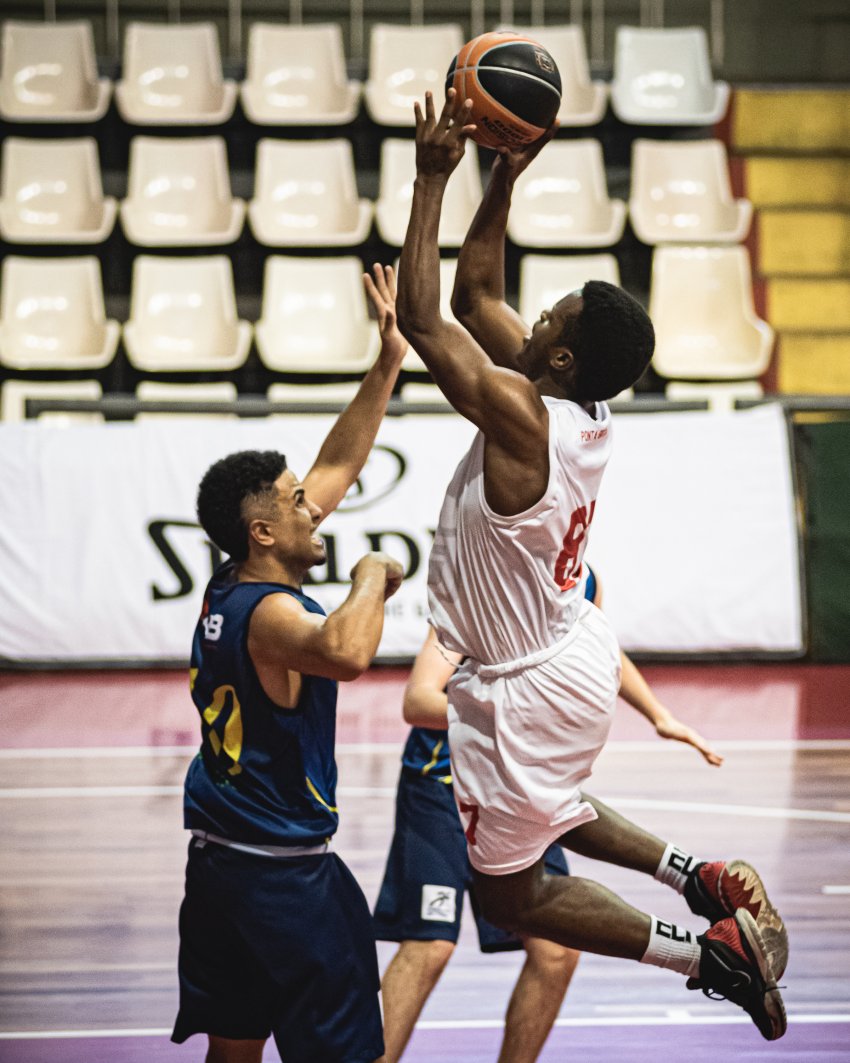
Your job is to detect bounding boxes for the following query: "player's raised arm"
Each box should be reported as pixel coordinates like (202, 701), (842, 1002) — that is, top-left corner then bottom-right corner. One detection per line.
(451, 127), (558, 369)
(395, 91), (548, 464)
(303, 264), (407, 519)
(402, 626), (462, 729)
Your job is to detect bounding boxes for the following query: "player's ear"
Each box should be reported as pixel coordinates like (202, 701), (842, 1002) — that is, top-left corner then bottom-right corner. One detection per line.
(248, 518), (274, 549)
(551, 346), (575, 373)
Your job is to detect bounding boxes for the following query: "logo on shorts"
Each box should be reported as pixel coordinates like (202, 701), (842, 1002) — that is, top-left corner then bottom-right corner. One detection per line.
(421, 884), (457, 923)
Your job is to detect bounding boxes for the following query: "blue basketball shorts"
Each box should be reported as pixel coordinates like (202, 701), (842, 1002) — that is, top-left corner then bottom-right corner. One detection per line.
(172, 837), (384, 1063)
(372, 768), (569, 953)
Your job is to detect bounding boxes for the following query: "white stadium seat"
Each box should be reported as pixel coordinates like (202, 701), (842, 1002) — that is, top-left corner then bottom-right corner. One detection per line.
(124, 256), (251, 372)
(650, 245), (774, 380)
(121, 136), (244, 247)
(364, 23), (463, 126)
(0, 20), (110, 122)
(256, 256), (379, 373)
(629, 139), (752, 245)
(248, 139), (372, 248)
(241, 23), (360, 125)
(518, 253), (621, 323)
(665, 380), (765, 412)
(116, 22), (237, 126)
(267, 382), (363, 407)
(0, 256), (118, 370)
(376, 138), (482, 247)
(0, 137), (116, 244)
(0, 379), (104, 423)
(611, 27), (730, 126)
(135, 380), (239, 420)
(507, 140), (626, 248)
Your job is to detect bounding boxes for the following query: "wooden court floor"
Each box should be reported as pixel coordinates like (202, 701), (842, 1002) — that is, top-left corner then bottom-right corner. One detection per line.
(0, 663), (848, 1062)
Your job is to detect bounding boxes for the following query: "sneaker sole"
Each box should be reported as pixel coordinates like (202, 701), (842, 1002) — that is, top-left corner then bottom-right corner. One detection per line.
(720, 861), (788, 979)
(736, 908), (788, 1041)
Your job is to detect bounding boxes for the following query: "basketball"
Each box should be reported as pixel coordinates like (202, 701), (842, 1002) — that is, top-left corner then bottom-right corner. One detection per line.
(445, 31), (562, 151)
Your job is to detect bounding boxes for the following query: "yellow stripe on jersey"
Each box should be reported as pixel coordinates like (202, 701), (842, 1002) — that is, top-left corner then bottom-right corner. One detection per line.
(189, 667), (198, 692)
(306, 775), (339, 813)
(421, 739), (444, 777)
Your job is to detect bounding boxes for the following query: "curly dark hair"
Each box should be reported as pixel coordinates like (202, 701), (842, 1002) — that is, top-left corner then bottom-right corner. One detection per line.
(563, 281), (655, 402)
(196, 450), (288, 561)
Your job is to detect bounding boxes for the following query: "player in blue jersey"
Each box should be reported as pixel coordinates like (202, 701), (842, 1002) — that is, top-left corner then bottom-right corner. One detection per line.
(172, 265), (407, 1063)
(374, 567), (722, 1063)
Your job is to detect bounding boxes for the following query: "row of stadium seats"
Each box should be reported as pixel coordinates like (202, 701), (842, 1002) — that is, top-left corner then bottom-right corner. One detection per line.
(0, 136), (748, 249)
(1, 20), (728, 128)
(0, 248), (772, 381)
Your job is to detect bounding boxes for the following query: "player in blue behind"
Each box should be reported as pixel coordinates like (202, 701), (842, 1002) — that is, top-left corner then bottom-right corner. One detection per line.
(171, 265), (406, 1063)
(374, 566), (723, 1063)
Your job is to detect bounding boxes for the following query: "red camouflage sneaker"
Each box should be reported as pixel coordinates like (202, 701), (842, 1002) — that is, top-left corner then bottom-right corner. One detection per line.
(684, 859), (788, 978)
(689, 909), (787, 1041)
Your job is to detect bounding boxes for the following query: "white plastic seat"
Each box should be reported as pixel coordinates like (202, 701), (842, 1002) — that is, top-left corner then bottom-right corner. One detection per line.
(518, 253), (620, 323)
(256, 256), (379, 373)
(400, 381), (452, 407)
(364, 23), (463, 126)
(0, 379), (103, 423)
(121, 136), (244, 247)
(135, 380), (238, 420)
(499, 25), (607, 127)
(124, 256), (251, 372)
(506, 140), (626, 248)
(248, 139), (372, 248)
(0, 20), (111, 122)
(0, 256), (118, 370)
(0, 137), (116, 244)
(650, 246), (774, 380)
(241, 23), (360, 125)
(630, 139), (752, 245)
(666, 380), (764, 412)
(267, 381), (362, 407)
(116, 22), (237, 125)
(611, 27), (730, 126)
(376, 138), (482, 247)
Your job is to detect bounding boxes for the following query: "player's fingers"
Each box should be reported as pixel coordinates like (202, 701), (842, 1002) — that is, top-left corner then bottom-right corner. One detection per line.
(413, 100), (424, 129)
(424, 90), (436, 125)
(437, 87), (456, 130)
(384, 264), (397, 300)
(372, 262), (391, 302)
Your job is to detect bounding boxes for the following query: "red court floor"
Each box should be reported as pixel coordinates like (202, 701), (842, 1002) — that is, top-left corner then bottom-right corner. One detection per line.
(1, 663), (848, 1062)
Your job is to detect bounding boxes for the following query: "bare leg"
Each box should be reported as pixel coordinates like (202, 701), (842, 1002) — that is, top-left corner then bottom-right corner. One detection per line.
(472, 859), (651, 959)
(497, 938), (580, 1063)
(560, 794), (666, 874)
(206, 1037), (265, 1063)
(381, 939), (455, 1063)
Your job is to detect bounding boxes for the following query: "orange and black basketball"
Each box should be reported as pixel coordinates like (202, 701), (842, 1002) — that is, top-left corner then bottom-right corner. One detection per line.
(445, 31), (561, 151)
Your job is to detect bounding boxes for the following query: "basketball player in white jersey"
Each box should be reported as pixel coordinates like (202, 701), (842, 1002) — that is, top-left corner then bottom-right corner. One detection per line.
(394, 89), (789, 1041)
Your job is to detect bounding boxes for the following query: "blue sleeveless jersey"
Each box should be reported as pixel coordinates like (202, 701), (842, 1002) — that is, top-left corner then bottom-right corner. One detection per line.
(184, 562), (339, 846)
(401, 565), (598, 782)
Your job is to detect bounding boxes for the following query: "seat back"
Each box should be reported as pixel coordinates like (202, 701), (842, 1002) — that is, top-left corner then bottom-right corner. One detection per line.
(129, 255), (240, 359)
(502, 25), (600, 119)
(613, 26), (719, 120)
(366, 23), (463, 124)
(519, 253), (620, 322)
(630, 139), (740, 240)
(1, 379), (104, 423)
(245, 23), (351, 116)
(511, 140), (613, 235)
(0, 256), (107, 361)
(122, 22), (224, 115)
(650, 245), (774, 378)
(2, 137), (104, 231)
(127, 136), (233, 234)
(254, 139), (362, 235)
(0, 20), (101, 116)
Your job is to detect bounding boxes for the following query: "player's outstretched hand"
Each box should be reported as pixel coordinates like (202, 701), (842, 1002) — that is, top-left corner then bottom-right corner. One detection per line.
(655, 714), (724, 767)
(413, 89), (476, 181)
(492, 119), (560, 181)
(363, 263), (407, 365)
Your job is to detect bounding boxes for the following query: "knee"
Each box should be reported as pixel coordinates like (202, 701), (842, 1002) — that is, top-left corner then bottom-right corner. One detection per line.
(398, 937), (456, 977)
(523, 937), (581, 980)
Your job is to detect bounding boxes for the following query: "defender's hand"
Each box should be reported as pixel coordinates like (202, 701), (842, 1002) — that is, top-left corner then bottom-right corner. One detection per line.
(413, 89), (477, 181)
(350, 552), (405, 600)
(655, 715), (724, 767)
(363, 263), (407, 365)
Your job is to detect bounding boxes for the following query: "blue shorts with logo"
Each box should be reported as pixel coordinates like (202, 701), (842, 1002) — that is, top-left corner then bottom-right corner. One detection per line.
(373, 768), (569, 953)
(172, 837), (384, 1062)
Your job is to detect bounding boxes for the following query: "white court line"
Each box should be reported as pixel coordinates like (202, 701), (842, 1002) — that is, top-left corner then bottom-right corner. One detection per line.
(1, 739), (850, 759)
(2, 1013), (849, 1039)
(823, 885), (850, 894)
(1, 784), (849, 824)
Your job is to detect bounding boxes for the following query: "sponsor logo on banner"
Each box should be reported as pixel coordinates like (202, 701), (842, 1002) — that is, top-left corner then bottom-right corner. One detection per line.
(421, 884), (457, 923)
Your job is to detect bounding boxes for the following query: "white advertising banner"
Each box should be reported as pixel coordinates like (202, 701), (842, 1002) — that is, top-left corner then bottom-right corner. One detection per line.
(0, 404), (802, 664)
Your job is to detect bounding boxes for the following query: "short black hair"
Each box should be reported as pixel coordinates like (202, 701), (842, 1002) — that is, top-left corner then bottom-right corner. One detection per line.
(568, 281), (655, 402)
(196, 450), (287, 561)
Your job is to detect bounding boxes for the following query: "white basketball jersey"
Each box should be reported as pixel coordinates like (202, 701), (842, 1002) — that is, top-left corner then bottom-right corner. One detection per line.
(428, 397), (612, 664)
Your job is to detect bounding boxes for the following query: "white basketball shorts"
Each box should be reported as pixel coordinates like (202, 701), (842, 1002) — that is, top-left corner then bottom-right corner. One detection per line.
(447, 600), (621, 875)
